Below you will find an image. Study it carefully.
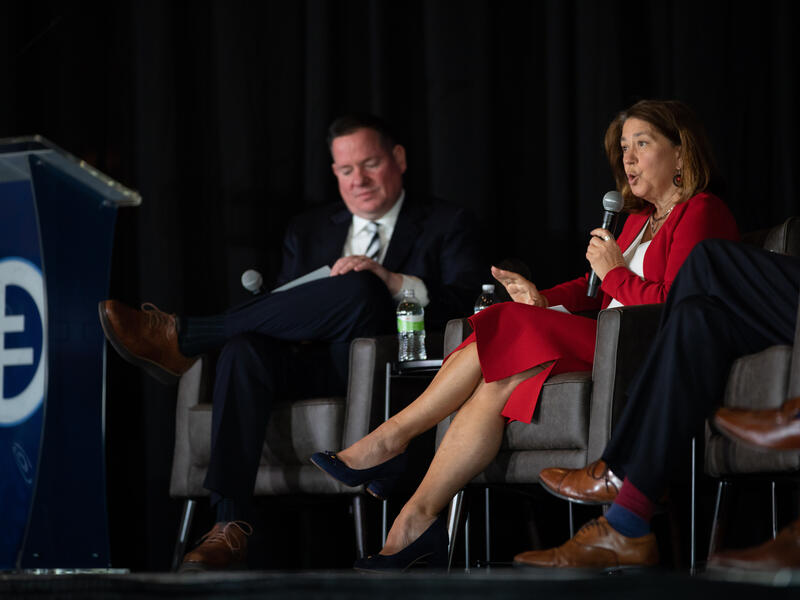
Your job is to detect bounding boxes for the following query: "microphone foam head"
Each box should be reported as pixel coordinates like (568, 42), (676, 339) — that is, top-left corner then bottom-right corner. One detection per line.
(241, 269), (263, 292)
(602, 190), (624, 213)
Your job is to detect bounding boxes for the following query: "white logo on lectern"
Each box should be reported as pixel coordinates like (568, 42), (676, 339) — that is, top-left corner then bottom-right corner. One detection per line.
(12, 441), (34, 484)
(0, 258), (46, 425)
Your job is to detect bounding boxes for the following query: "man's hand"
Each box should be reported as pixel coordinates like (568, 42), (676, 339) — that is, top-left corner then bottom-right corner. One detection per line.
(330, 255), (404, 296)
(491, 266), (548, 307)
(586, 228), (626, 281)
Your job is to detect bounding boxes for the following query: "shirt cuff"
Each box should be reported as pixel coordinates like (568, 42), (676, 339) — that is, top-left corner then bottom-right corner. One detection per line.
(392, 274), (430, 306)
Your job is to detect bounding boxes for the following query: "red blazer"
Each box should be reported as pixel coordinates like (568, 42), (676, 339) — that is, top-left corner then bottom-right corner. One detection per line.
(463, 191), (740, 423)
(541, 192), (740, 311)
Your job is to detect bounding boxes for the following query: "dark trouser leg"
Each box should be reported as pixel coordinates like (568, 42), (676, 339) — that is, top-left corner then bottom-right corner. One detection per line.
(602, 240), (800, 501)
(203, 333), (285, 508)
(201, 271), (395, 507)
(180, 271), (395, 355)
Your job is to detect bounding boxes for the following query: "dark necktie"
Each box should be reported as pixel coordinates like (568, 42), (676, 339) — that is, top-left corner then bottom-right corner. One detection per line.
(365, 221), (381, 261)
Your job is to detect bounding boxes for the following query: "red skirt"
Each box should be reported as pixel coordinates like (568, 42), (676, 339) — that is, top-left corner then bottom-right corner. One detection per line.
(448, 301), (597, 423)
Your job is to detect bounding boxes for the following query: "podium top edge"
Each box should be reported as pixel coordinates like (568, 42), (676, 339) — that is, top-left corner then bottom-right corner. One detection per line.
(0, 135), (142, 207)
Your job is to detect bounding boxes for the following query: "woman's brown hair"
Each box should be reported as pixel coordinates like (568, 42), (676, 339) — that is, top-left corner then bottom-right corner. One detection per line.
(604, 99), (721, 212)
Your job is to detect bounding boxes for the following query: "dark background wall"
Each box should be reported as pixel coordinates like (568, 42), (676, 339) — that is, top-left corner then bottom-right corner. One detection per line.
(1, 0), (798, 571)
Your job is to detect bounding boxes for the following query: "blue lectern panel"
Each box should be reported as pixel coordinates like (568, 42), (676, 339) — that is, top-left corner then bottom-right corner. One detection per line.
(17, 155), (118, 568)
(0, 178), (46, 570)
(0, 137), (138, 571)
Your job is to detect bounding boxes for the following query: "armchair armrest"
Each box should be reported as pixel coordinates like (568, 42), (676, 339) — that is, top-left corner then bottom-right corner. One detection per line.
(444, 318), (473, 355)
(342, 335), (398, 449)
(342, 330), (444, 449)
(587, 304), (663, 461)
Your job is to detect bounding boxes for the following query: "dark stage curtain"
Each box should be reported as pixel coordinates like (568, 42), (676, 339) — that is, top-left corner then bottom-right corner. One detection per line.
(1, 0), (798, 570)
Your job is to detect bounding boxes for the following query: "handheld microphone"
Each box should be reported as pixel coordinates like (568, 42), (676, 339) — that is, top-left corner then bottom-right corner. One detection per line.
(241, 269), (264, 295)
(587, 191), (624, 298)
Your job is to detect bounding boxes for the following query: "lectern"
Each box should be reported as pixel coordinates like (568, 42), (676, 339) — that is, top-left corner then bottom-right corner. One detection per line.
(0, 137), (140, 570)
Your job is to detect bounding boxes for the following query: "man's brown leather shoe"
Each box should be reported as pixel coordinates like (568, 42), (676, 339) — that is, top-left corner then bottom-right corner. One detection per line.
(713, 397), (800, 450)
(180, 521), (253, 571)
(513, 516), (658, 569)
(539, 459), (622, 505)
(707, 518), (800, 571)
(98, 300), (197, 384)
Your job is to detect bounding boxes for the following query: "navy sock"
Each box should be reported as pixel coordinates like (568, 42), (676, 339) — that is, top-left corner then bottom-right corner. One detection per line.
(214, 497), (250, 523)
(178, 315), (227, 356)
(605, 502), (651, 538)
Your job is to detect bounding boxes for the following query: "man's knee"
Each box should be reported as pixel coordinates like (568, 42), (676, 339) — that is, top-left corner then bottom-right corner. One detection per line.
(339, 270), (393, 304)
(684, 238), (723, 271)
(338, 271), (394, 329)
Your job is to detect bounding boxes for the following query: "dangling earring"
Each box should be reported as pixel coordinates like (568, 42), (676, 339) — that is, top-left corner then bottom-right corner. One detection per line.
(672, 168), (683, 187)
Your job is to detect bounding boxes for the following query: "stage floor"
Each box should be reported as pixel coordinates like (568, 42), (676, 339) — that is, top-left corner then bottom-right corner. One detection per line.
(1, 567), (799, 599)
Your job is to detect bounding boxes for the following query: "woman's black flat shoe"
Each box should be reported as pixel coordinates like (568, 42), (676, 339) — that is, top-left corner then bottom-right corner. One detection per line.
(353, 515), (449, 573)
(310, 450), (408, 499)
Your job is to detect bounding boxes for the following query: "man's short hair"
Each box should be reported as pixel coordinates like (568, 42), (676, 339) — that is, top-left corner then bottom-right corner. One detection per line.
(327, 113), (399, 153)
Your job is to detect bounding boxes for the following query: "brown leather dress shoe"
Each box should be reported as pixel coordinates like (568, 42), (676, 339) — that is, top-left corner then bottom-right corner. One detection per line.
(539, 459), (623, 505)
(513, 516), (658, 569)
(180, 521), (253, 571)
(707, 518), (800, 571)
(713, 397), (800, 450)
(98, 300), (197, 384)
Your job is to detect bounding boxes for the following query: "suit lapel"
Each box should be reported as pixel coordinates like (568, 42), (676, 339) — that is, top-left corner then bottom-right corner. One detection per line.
(320, 205), (352, 264)
(382, 198), (423, 273)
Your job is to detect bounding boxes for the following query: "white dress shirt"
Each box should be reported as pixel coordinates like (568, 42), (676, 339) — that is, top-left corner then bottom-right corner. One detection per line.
(341, 191), (430, 305)
(606, 223), (649, 309)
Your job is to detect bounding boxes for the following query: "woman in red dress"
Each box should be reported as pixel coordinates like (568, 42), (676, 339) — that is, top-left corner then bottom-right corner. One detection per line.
(312, 99), (740, 571)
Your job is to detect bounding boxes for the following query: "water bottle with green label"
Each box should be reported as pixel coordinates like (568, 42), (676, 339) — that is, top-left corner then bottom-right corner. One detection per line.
(396, 289), (427, 361)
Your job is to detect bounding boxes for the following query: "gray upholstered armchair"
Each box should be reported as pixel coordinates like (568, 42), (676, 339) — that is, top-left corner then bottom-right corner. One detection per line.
(437, 216), (800, 568)
(704, 218), (800, 557)
(437, 302), (663, 565)
(168, 334), (397, 570)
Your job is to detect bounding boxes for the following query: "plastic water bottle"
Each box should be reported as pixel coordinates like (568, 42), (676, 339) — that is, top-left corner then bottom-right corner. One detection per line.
(473, 284), (496, 313)
(396, 289), (427, 362)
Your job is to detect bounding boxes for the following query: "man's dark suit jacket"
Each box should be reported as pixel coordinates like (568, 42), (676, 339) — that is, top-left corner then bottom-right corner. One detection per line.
(275, 195), (486, 330)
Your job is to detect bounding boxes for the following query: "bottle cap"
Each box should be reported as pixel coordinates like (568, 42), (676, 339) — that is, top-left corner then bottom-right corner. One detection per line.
(482, 284), (495, 292)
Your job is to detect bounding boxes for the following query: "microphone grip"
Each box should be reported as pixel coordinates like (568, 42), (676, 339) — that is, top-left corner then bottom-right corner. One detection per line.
(586, 211), (619, 298)
(587, 271), (601, 298)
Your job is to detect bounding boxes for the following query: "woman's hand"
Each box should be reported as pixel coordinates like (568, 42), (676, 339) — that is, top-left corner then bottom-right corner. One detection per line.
(586, 228), (626, 280)
(491, 266), (548, 307)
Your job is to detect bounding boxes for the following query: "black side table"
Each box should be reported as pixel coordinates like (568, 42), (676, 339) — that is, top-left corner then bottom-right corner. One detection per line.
(379, 359), (443, 543)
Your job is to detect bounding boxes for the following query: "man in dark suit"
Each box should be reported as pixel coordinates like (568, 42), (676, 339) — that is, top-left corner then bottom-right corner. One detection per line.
(99, 114), (485, 570)
(513, 238), (800, 569)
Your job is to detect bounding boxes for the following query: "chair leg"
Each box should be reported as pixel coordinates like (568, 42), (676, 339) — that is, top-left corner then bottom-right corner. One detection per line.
(568, 501), (575, 538)
(484, 487), (491, 568)
(352, 495), (367, 559)
(464, 510), (471, 570)
(690, 436), (697, 575)
(771, 480), (778, 539)
(707, 480), (728, 559)
(446, 490), (465, 571)
(381, 498), (389, 547)
(171, 498), (196, 572)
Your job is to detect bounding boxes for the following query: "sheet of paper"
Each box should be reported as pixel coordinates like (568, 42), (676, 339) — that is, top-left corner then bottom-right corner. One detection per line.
(547, 304), (570, 314)
(271, 266), (331, 293)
